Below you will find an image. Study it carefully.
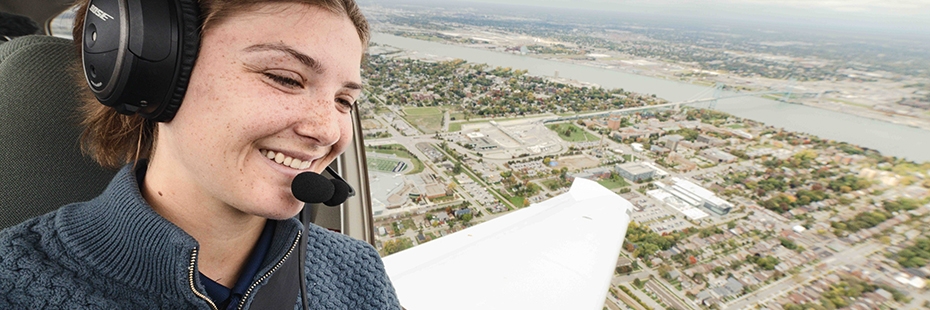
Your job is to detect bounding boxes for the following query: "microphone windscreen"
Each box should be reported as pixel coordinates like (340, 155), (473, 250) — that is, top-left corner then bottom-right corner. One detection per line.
(291, 172), (335, 204)
(323, 179), (351, 206)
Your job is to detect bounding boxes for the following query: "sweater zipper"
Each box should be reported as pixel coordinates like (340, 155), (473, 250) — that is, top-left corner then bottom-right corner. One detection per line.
(189, 249), (219, 310)
(236, 230), (302, 310)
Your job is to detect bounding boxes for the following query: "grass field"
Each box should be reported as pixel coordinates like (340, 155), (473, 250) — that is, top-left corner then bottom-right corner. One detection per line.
(449, 122), (463, 132)
(374, 106), (392, 115)
(546, 123), (600, 142)
(597, 177), (631, 189)
(449, 111), (466, 120)
(498, 191), (525, 208)
(368, 158), (407, 173)
(402, 107), (444, 134)
(542, 179), (568, 191)
(369, 144), (425, 174)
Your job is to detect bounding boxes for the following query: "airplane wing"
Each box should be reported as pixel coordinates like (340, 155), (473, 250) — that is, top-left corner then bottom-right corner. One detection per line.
(382, 178), (633, 310)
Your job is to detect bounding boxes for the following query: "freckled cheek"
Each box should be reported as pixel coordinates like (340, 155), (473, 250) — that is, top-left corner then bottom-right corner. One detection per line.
(334, 120), (355, 149)
(321, 117), (353, 149)
(340, 119), (354, 141)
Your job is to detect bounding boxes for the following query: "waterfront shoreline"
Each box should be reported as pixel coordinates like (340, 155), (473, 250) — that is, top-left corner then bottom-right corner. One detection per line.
(370, 33), (930, 163)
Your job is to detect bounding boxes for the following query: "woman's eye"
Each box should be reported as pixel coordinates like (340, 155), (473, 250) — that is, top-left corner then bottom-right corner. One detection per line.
(263, 72), (303, 89)
(336, 98), (355, 111)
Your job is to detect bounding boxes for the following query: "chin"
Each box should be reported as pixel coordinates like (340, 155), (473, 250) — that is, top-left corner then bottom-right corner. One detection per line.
(266, 201), (305, 220)
(245, 195), (305, 220)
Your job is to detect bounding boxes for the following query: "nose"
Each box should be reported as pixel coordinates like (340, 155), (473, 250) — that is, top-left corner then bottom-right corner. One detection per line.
(294, 97), (342, 147)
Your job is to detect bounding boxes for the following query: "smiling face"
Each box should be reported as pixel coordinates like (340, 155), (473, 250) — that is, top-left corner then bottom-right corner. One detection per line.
(145, 3), (363, 220)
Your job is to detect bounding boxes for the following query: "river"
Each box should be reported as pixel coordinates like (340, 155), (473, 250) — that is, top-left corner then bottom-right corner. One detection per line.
(371, 33), (930, 163)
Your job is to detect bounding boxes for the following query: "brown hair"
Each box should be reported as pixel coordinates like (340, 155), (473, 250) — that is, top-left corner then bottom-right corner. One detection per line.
(71, 0), (369, 169)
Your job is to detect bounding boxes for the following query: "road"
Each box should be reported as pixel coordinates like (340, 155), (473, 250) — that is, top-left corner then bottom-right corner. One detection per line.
(645, 279), (693, 310)
(613, 260), (700, 310)
(604, 297), (625, 310)
(608, 290), (644, 310)
(903, 290), (930, 310)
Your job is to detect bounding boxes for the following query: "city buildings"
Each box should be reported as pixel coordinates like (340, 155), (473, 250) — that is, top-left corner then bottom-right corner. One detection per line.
(616, 162), (656, 182)
(701, 148), (739, 164)
(658, 177), (734, 215)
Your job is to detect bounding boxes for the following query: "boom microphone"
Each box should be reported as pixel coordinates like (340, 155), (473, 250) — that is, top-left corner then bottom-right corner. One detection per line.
(291, 170), (354, 206)
(324, 179), (351, 207)
(291, 172), (334, 204)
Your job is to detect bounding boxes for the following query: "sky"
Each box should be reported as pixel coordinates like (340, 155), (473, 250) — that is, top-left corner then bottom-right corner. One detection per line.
(382, 0), (930, 40)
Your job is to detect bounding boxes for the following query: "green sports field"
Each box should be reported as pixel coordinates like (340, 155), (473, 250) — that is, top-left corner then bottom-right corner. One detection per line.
(368, 157), (407, 173)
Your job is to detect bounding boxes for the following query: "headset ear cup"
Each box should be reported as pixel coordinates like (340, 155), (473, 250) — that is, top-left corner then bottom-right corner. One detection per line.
(82, 0), (203, 122)
(150, 0), (201, 122)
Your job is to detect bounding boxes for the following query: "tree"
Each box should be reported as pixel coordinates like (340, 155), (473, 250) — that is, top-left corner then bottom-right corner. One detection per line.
(657, 264), (672, 279)
(382, 238), (414, 255)
(692, 273), (705, 283)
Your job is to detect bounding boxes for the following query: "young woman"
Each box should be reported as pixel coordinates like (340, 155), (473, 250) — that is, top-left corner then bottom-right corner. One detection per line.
(0, 0), (400, 308)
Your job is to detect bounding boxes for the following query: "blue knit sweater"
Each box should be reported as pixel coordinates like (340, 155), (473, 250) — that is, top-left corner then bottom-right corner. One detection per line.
(0, 164), (400, 309)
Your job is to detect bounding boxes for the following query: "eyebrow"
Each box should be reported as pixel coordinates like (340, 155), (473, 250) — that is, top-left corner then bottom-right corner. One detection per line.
(344, 82), (363, 91)
(244, 43), (324, 74)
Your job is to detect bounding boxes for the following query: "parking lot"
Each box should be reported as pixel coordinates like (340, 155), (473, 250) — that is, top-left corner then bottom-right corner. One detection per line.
(628, 194), (694, 233)
(462, 182), (498, 207)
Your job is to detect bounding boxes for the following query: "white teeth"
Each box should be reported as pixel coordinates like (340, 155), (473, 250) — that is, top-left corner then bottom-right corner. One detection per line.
(262, 150), (312, 170)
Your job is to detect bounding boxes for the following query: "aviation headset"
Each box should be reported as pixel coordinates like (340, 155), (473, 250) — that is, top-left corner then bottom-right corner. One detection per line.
(81, 0), (200, 122)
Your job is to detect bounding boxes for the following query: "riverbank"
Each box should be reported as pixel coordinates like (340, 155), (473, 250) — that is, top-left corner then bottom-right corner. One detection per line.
(370, 33), (930, 163)
(543, 54), (930, 132)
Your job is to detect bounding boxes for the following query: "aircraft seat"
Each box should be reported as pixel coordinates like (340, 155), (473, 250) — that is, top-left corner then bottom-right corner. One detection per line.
(0, 35), (115, 229)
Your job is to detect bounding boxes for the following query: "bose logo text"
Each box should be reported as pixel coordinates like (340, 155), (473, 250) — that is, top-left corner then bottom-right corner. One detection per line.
(89, 4), (114, 22)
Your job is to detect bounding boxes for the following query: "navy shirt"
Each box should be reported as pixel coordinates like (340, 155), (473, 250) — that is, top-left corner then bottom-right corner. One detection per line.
(200, 220), (276, 310)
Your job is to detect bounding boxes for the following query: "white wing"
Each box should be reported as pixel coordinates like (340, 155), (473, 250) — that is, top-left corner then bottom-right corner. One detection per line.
(383, 178), (633, 310)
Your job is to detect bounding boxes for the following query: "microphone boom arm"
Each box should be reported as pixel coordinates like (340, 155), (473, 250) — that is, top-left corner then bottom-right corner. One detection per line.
(324, 166), (356, 198)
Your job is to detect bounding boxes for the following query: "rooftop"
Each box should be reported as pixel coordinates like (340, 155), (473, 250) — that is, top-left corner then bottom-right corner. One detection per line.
(617, 162), (654, 175)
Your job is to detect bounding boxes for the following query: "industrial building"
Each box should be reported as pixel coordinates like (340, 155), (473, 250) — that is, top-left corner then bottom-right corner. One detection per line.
(616, 162), (655, 182)
(656, 177), (733, 215)
(465, 132), (498, 150)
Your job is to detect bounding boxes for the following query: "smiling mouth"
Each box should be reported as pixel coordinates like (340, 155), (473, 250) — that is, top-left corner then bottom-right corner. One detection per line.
(260, 149), (313, 170)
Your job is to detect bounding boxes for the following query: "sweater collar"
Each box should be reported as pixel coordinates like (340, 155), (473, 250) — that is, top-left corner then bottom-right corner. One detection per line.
(55, 162), (303, 299)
